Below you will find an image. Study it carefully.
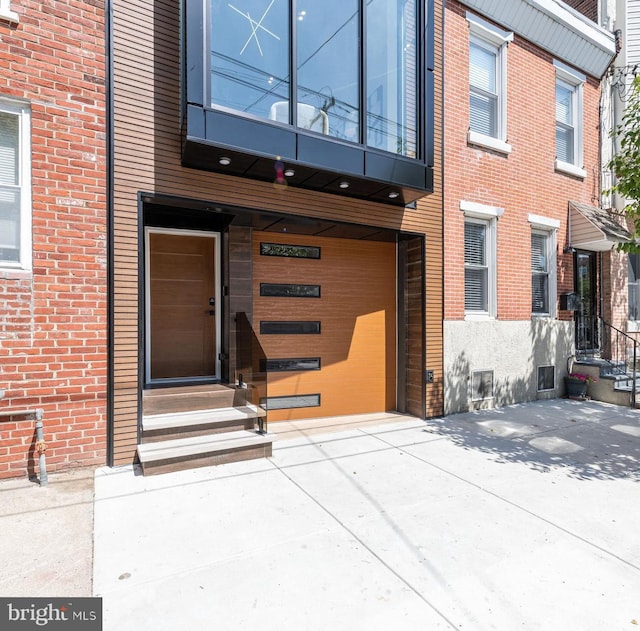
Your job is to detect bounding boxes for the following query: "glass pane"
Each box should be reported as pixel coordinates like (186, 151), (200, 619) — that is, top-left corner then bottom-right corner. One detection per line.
(260, 320), (321, 334)
(531, 233), (547, 273)
(469, 90), (497, 137)
(366, 0), (417, 156)
(260, 242), (321, 258)
(464, 222), (486, 265)
(297, 0), (359, 140)
(465, 267), (488, 311)
(0, 112), (19, 186)
(556, 124), (574, 163)
(260, 283), (321, 297)
(261, 394), (320, 409)
(0, 185), (19, 261)
(469, 42), (496, 93)
(532, 273), (548, 313)
(264, 357), (321, 371)
(556, 83), (573, 124)
(210, 0), (290, 119)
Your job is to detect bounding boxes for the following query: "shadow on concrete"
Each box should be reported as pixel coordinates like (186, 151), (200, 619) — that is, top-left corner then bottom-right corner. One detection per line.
(424, 400), (640, 482)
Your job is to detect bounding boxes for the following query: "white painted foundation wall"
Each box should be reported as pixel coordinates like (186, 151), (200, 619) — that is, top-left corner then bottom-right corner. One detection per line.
(444, 319), (575, 414)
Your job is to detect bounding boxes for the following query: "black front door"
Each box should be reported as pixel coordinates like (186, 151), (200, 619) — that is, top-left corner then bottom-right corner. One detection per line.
(575, 251), (598, 352)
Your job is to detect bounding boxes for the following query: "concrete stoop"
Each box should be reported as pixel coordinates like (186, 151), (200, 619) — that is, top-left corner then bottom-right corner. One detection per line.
(137, 385), (272, 475)
(574, 359), (640, 407)
(137, 430), (273, 476)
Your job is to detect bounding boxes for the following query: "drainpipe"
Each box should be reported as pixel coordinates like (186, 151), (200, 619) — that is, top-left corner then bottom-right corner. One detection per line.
(34, 410), (47, 486)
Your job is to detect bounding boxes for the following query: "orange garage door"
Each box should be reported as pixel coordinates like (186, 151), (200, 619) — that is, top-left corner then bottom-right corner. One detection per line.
(253, 231), (397, 421)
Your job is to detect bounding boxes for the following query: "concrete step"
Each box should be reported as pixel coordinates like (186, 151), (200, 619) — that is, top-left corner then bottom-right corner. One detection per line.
(141, 405), (266, 443)
(143, 384), (246, 415)
(137, 430), (273, 476)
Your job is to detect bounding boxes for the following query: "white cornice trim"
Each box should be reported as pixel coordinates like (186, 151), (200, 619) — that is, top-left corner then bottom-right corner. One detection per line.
(460, 0), (616, 77)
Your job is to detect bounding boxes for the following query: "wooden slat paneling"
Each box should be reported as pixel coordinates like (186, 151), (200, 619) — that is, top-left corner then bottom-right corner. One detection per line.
(111, 0), (444, 462)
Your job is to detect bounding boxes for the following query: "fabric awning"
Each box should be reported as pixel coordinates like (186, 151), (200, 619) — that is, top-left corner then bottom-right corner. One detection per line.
(568, 201), (631, 251)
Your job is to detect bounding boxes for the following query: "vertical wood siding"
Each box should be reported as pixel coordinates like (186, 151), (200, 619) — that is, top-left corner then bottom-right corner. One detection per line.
(111, 0), (444, 464)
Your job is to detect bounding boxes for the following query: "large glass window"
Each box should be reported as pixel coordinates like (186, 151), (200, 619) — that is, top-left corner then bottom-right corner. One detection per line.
(210, 0), (290, 119)
(366, 0), (417, 156)
(0, 100), (31, 269)
(297, 0), (359, 141)
(209, 0), (419, 157)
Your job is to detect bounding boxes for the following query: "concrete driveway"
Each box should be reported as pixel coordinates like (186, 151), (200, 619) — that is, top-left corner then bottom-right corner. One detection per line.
(92, 399), (640, 631)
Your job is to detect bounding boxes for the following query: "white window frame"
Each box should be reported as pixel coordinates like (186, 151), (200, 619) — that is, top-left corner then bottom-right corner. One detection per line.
(554, 60), (585, 179)
(528, 214), (559, 318)
(0, 99), (32, 271)
(461, 200), (501, 319)
(0, 1), (19, 24)
(466, 12), (513, 155)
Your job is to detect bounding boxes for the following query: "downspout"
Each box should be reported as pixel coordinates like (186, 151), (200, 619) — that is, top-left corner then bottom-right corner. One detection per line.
(105, 0), (115, 467)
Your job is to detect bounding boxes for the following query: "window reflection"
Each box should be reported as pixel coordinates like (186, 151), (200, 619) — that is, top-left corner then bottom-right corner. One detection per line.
(210, 0), (290, 118)
(209, 0), (418, 157)
(366, 0), (417, 156)
(296, 1), (359, 141)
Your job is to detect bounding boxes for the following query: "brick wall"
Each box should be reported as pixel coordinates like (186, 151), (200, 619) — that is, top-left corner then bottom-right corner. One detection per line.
(0, 1), (107, 479)
(562, 0), (599, 23)
(444, 1), (603, 322)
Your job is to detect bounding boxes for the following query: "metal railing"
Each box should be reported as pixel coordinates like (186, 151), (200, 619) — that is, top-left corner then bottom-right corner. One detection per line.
(235, 312), (268, 433)
(575, 314), (639, 407)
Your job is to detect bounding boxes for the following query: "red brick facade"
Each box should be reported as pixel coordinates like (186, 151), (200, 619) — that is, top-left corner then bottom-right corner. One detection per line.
(563, 0), (599, 22)
(444, 1), (602, 322)
(0, 1), (107, 479)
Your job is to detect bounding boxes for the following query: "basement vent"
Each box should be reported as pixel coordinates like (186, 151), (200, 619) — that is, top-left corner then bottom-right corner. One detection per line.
(537, 365), (556, 391)
(471, 370), (494, 401)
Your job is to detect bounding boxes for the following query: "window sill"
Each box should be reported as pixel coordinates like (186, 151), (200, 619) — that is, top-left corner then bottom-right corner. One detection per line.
(0, 7), (19, 23)
(0, 266), (32, 280)
(467, 131), (512, 155)
(555, 160), (586, 179)
(464, 313), (495, 321)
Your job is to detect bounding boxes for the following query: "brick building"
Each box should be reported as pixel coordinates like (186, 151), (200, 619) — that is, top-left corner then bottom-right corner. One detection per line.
(0, 0), (107, 478)
(443, 0), (618, 413)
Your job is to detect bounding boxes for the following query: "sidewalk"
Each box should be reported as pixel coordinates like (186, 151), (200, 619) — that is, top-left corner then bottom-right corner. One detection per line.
(2, 399), (640, 630)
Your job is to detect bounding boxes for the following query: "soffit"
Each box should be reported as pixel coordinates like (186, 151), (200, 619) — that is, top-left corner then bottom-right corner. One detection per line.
(460, 0), (616, 77)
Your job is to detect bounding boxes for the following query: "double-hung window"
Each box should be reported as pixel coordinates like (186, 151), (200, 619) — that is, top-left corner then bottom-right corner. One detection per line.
(462, 201), (500, 317)
(467, 13), (512, 154)
(0, 100), (31, 270)
(554, 60), (585, 178)
(528, 214), (558, 317)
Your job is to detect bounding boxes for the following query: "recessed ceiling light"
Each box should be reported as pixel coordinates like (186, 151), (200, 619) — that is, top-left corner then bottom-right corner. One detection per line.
(388, 191), (400, 199)
(339, 181), (350, 189)
(218, 156), (231, 166)
(284, 168), (295, 177)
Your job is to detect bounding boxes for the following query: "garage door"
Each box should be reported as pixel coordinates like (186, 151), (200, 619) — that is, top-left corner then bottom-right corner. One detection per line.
(253, 231), (397, 421)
